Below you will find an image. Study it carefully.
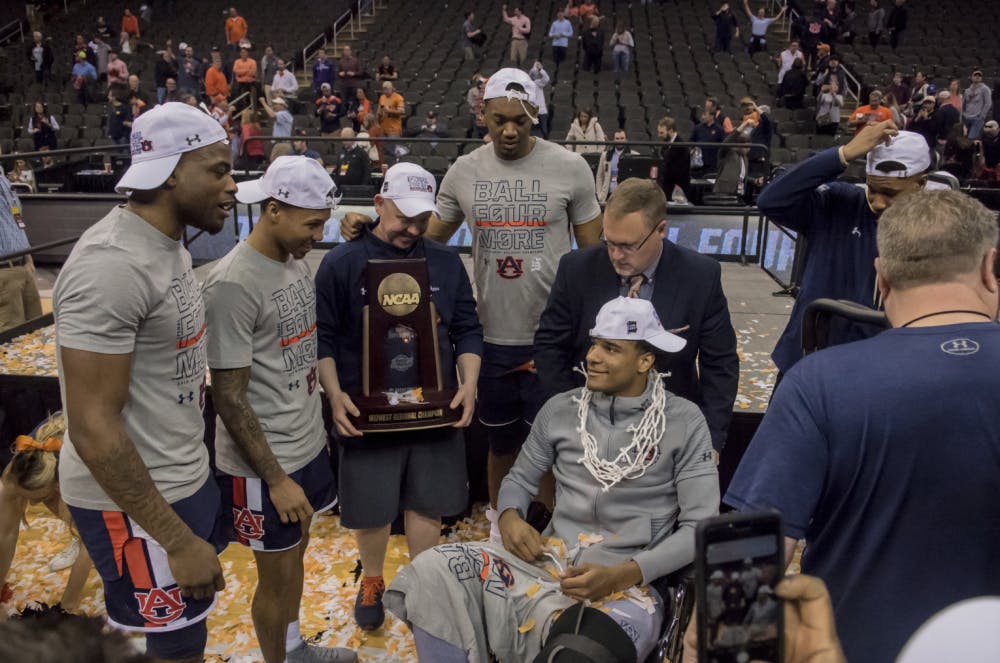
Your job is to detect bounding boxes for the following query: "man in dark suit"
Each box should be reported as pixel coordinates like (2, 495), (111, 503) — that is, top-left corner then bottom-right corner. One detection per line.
(657, 116), (691, 203)
(534, 178), (739, 452)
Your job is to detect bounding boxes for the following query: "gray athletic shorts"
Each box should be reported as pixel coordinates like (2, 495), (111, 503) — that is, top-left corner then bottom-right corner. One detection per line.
(338, 427), (468, 529)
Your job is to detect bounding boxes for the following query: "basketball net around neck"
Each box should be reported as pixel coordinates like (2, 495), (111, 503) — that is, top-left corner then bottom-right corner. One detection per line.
(572, 368), (667, 492)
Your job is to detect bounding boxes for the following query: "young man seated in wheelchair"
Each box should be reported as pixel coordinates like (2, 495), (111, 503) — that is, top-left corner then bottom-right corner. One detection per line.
(385, 297), (721, 662)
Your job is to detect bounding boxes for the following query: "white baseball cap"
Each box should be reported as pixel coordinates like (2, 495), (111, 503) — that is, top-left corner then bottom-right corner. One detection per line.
(236, 155), (338, 209)
(866, 130), (932, 178)
(590, 297), (686, 353)
(115, 102), (228, 194)
(483, 67), (539, 105)
(378, 162), (438, 217)
(896, 597), (1000, 663)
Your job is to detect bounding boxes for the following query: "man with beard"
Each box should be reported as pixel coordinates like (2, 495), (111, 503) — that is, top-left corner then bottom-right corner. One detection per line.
(53, 103), (235, 662)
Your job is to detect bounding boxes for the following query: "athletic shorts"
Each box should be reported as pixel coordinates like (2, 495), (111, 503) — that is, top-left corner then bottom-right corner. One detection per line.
(68, 478), (227, 657)
(218, 449), (337, 552)
(337, 427), (468, 530)
(476, 343), (547, 454)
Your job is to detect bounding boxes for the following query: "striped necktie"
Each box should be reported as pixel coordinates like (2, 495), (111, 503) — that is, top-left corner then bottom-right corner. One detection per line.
(626, 274), (646, 298)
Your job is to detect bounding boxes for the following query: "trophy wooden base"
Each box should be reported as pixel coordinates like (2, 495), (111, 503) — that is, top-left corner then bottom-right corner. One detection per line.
(349, 389), (461, 433)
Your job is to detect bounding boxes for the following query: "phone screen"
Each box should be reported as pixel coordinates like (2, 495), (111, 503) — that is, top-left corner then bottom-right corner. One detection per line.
(698, 520), (782, 663)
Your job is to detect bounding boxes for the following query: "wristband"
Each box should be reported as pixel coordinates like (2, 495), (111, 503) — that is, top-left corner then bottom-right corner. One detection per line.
(837, 146), (849, 167)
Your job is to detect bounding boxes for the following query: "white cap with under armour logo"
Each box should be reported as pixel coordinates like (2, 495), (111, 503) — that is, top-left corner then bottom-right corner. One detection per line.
(379, 161), (439, 218)
(236, 155), (339, 209)
(590, 297), (686, 353)
(115, 102), (229, 194)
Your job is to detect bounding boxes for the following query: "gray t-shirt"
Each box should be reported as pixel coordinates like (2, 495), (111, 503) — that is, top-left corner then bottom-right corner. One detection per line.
(273, 109), (293, 137)
(54, 206), (209, 510)
(203, 242), (324, 477)
(437, 140), (601, 345)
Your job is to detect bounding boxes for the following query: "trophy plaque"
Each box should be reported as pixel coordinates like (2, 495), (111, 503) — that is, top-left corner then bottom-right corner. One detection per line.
(349, 258), (461, 432)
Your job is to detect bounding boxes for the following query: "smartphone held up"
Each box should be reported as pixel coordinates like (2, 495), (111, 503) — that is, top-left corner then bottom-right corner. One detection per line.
(695, 512), (784, 663)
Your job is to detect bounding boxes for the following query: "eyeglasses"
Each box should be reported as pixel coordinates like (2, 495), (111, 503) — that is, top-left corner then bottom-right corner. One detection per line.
(600, 220), (664, 254)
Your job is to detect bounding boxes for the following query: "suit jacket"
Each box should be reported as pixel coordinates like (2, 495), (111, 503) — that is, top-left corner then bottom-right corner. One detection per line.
(534, 240), (739, 451)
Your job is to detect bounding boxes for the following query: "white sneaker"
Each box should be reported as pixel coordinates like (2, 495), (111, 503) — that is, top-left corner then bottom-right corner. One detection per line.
(49, 538), (80, 572)
(485, 508), (503, 543)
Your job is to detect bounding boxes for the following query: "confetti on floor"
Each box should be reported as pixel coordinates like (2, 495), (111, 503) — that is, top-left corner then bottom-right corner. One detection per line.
(4, 504), (492, 662)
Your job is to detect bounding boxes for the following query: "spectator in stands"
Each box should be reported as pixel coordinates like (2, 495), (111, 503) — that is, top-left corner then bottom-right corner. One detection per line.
(547, 9), (573, 67)
(501, 5), (531, 67)
(121, 8), (140, 40)
(408, 110), (449, 149)
(127, 74), (150, 117)
(357, 113), (384, 165)
(816, 80), (845, 135)
(315, 83), (344, 137)
(908, 70), (929, 109)
(609, 22), (635, 77)
(758, 124), (932, 378)
(7, 159), (36, 192)
(566, 108), (606, 154)
(259, 45), (277, 97)
(780, 58), (809, 109)
(26, 31), (53, 85)
(715, 131), (755, 198)
(71, 51), (97, 107)
(106, 50), (129, 90)
(106, 85), (132, 145)
(232, 46), (258, 101)
(338, 46), (365, 106)
(691, 108), (726, 173)
(28, 101), (59, 152)
(705, 97), (735, 134)
(346, 88), (371, 132)
(69, 34), (95, 69)
(225, 6), (248, 53)
(595, 129), (637, 203)
(528, 60), (551, 137)
(312, 49), (336, 97)
(332, 127), (372, 187)
(210, 95), (230, 132)
(581, 15), (604, 74)
(850, 89), (893, 135)
(138, 3), (153, 29)
(205, 53), (230, 101)
(466, 75), (487, 139)
(152, 50), (176, 104)
(577, 0), (600, 22)
(814, 54), (845, 97)
(118, 30), (133, 56)
(886, 0), (907, 50)
(0, 169), (40, 332)
(962, 70), (993, 140)
(887, 71), (910, 111)
(884, 92), (905, 127)
(89, 35), (110, 83)
(776, 40), (805, 85)
(271, 58), (298, 99)
(941, 124), (979, 180)
(238, 108), (267, 170)
(176, 45), (201, 95)
(161, 78), (180, 103)
(980, 120), (1000, 172)
(377, 81), (405, 138)
(712, 3), (739, 53)
(95, 16), (113, 41)
(935, 79), (959, 112)
(908, 95), (940, 148)
(867, 0), (886, 48)
(934, 91), (961, 139)
(727, 188), (1000, 663)
(818, 0), (841, 46)
(259, 96), (292, 138)
(376, 55), (398, 82)
(462, 11), (483, 61)
(292, 128), (323, 162)
(657, 116), (691, 203)
(744, 0), (786, 53)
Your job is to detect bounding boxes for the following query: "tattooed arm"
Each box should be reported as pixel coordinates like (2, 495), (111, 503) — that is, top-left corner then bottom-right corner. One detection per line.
(211, 367), (313, 524)
(59, 347), (224, 599)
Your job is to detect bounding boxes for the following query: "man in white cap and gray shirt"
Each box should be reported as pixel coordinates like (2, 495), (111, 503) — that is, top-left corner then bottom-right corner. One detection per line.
(755, 121), (932, 382)
(53, 102), (234, 661)
(203, 156), (357, 662)
(315, 161), (483, 632)
(384, 295), (720, 662)
(340, 67), (603, 538)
